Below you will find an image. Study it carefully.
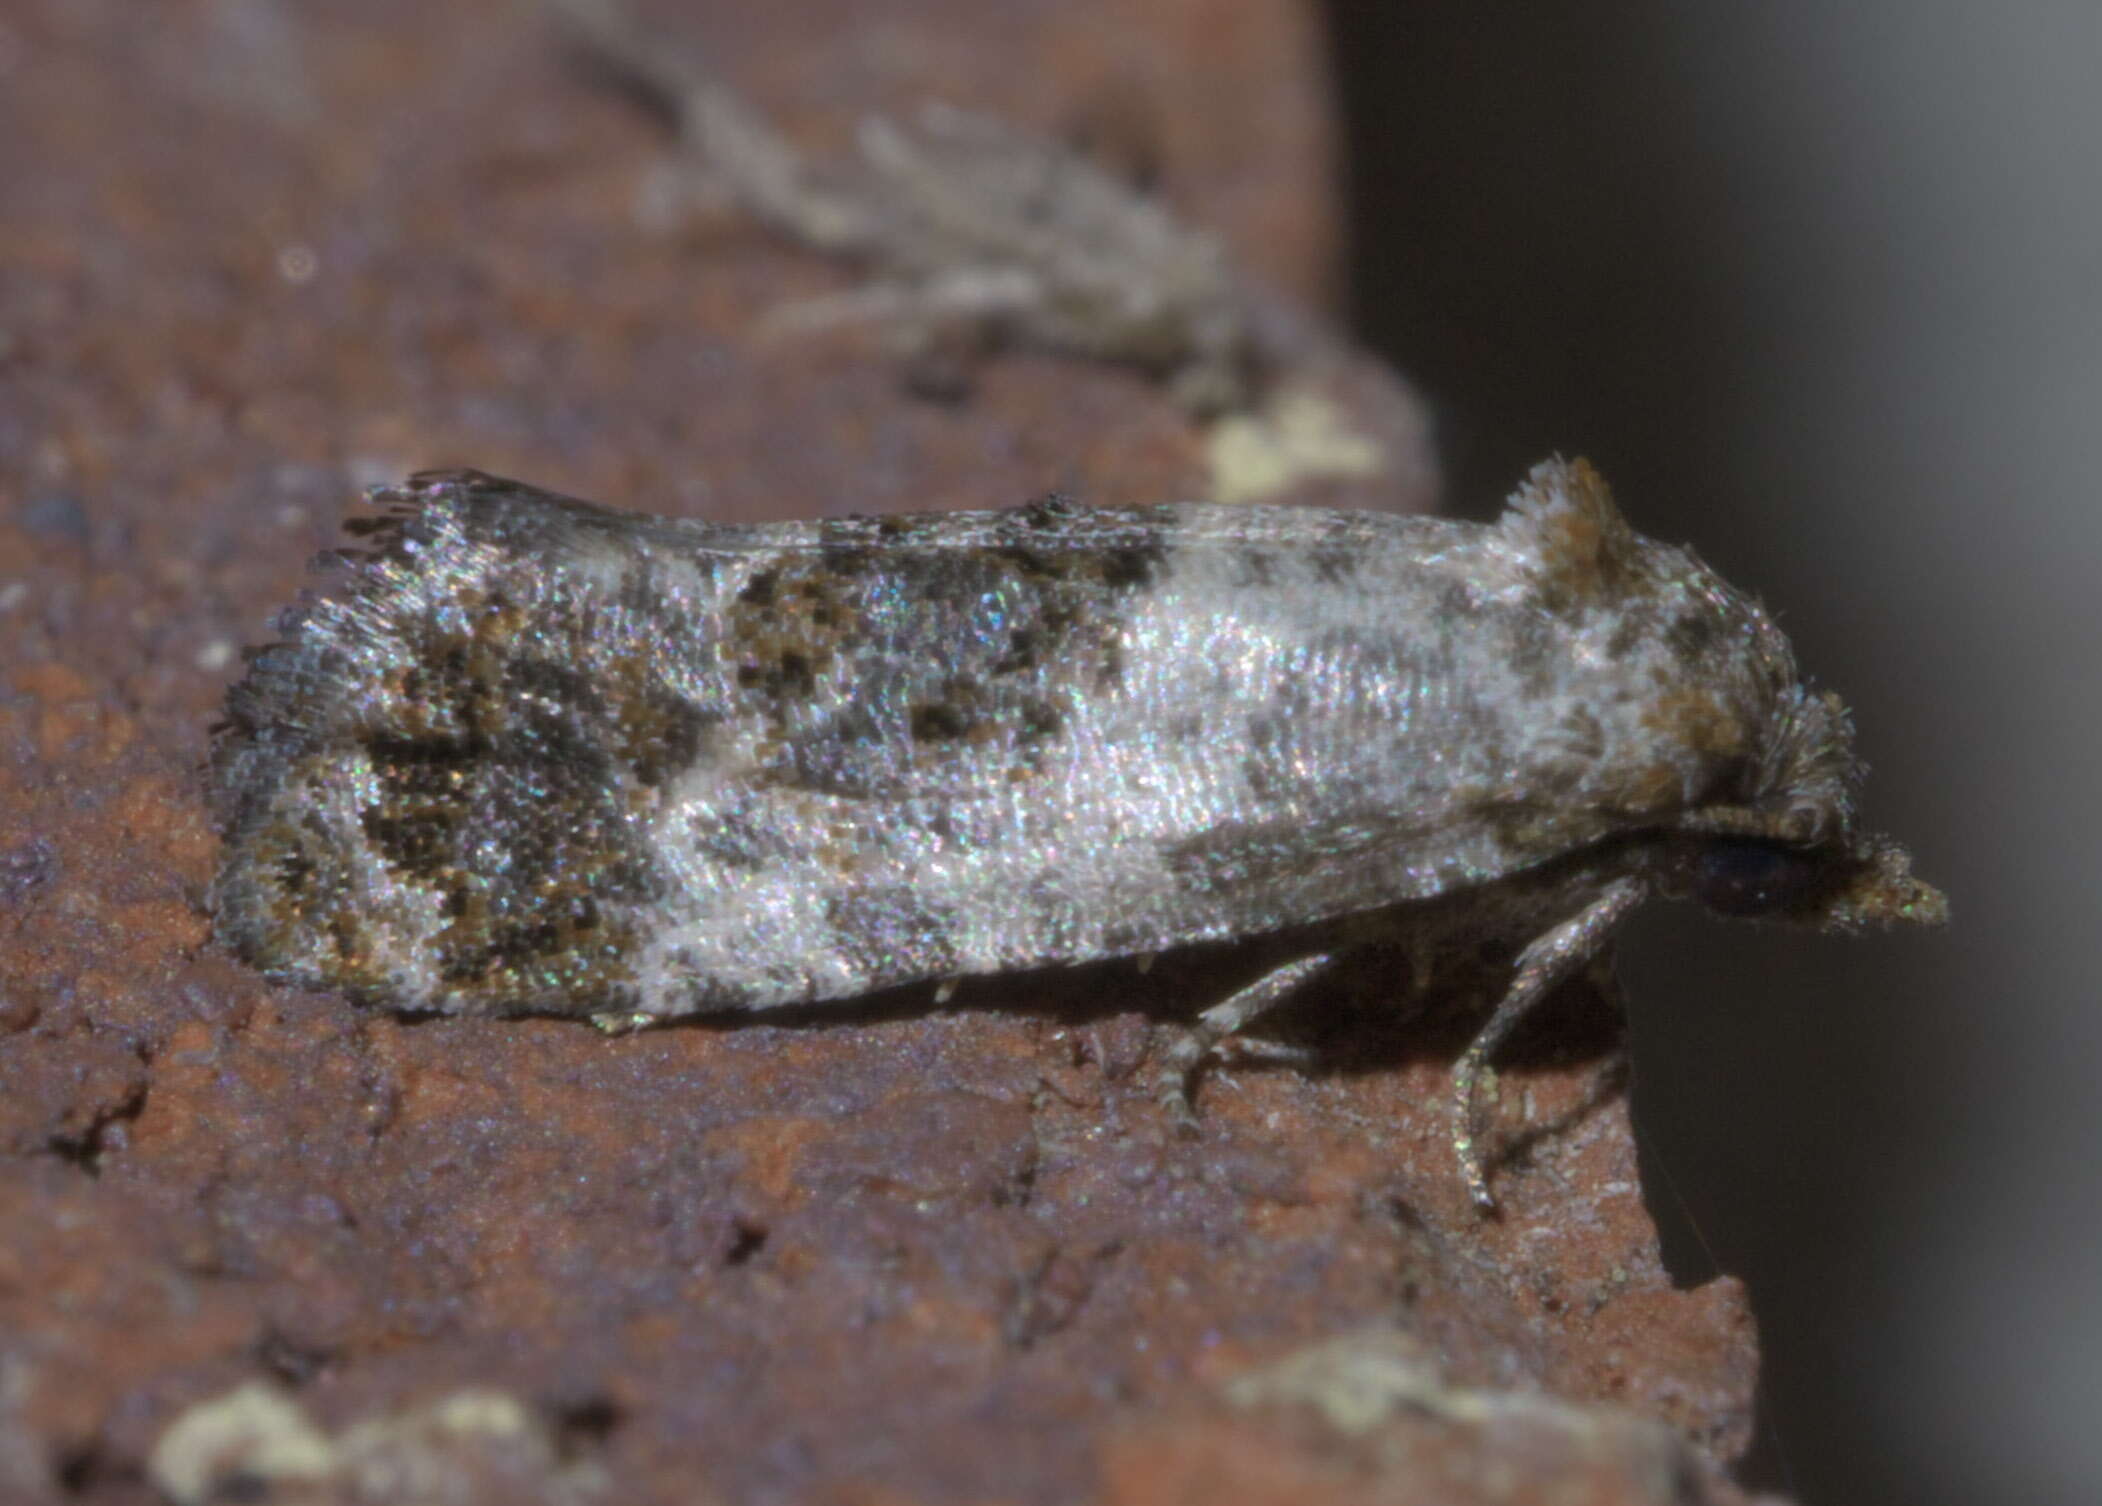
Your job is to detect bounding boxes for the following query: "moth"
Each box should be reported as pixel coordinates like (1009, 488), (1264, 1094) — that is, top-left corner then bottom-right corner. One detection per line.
(209, 461), (1945, 1206)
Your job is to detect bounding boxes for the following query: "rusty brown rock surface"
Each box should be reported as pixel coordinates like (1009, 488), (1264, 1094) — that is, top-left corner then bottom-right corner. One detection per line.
(0, 2), (1762, 1502)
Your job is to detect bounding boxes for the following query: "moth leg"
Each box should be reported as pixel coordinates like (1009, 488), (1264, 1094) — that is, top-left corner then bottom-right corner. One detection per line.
(1215, 1037), (1322, 1068)
(1578, 942), (1632, 1095)
(1159, 952), (1339, 1127)
(1452, 879), (1645, 1211)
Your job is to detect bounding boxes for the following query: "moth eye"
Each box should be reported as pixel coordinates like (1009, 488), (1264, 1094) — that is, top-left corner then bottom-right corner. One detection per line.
(1693, 841), (1828, 918)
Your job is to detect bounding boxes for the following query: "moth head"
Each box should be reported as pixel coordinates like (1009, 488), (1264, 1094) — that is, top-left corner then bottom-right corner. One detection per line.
(1667, 687), (1946, 930)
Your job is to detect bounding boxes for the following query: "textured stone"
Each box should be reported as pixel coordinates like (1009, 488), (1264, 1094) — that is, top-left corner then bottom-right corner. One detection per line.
(0, 2), (1764, 1502)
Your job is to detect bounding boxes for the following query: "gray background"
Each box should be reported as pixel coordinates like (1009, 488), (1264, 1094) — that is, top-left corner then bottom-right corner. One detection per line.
(1328, 3), (2100, 1502)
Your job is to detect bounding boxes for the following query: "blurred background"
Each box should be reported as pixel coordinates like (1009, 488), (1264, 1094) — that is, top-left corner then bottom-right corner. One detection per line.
(1326, 3), (2100, 1502)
